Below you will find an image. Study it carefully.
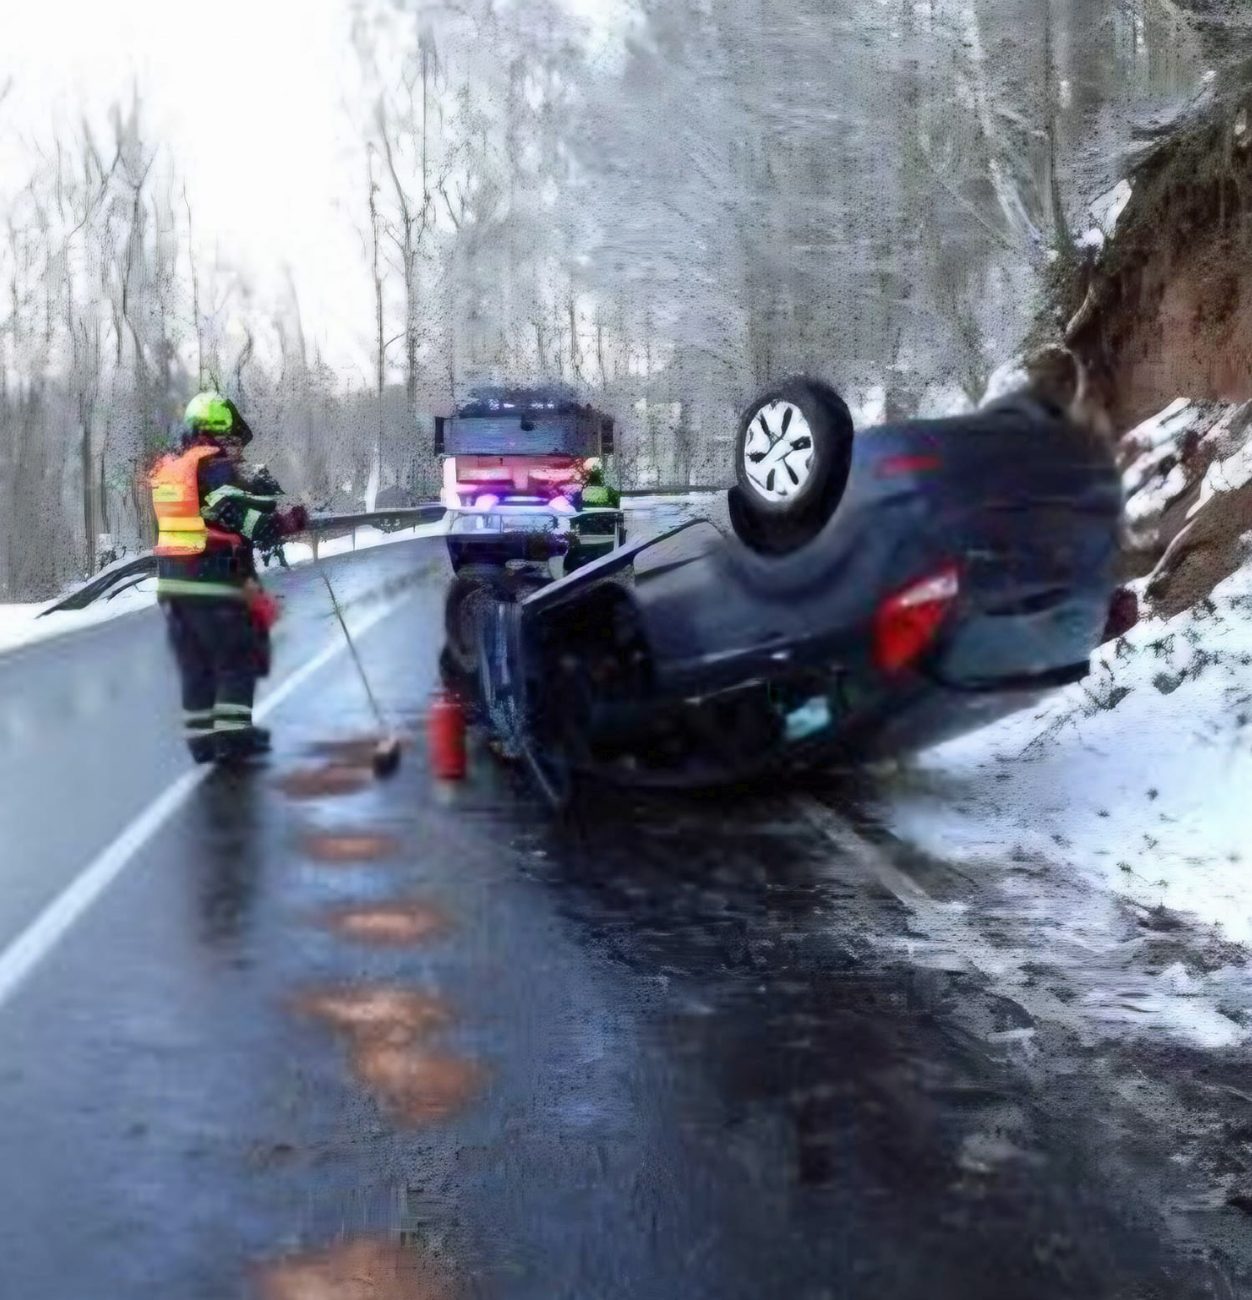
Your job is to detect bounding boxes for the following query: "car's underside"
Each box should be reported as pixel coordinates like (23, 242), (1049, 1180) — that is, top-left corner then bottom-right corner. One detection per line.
(438, 376), (1131, 805)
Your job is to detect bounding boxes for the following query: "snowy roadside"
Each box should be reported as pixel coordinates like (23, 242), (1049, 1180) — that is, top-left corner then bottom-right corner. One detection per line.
(0, 519), (449, 659)
(811, 389), (1252, 1246)
(887, 561), (1251, 936)
(0, 492), (716, 660)
(877, 397), (1252, 1052)
(0, 583), (159, 658)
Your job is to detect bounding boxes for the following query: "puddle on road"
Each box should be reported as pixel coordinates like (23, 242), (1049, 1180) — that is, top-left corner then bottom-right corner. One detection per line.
(295, 987), (451, 1045)
(255, 1236), (451, 1300)
(299, 832), (402, 864)
(305, 737), (405, 766)
(279, 766), (374, 800)
(351, 1044), (484, 1126)
(292, 984), (482, 1127)
(318, 901), (449, 946)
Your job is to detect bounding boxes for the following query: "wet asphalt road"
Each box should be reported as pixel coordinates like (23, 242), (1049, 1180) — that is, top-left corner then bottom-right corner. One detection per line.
(0, 539), (1241, 1298)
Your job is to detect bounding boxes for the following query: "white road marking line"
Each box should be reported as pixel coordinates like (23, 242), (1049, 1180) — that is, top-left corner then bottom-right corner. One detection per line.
(0, 591), (411, 1011)
(793, 792), (1086, 1035)
(796, 793), (1248, 1057)
(793, 794), (932, 904)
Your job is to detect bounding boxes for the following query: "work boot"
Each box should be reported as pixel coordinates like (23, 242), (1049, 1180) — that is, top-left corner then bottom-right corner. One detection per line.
(187, 733), (218, 765)
(183, 708), (218, 764)
(215, 725), (272, 764)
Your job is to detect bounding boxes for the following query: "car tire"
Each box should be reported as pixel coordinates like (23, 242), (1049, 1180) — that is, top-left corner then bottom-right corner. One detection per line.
(732, 378), (854, 552)
(503, 569), (548, 603)
(444, 564), (508, 676)
(727, 485), (818, 556)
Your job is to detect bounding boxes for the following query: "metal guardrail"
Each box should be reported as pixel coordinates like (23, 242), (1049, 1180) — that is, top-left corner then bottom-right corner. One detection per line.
(309, 504), (447, 533)
(38, 504), (448, 616)
(43, 554), (160, 613)
(302, 504), (448, 560)
(620, 485), (724, 497)
(36, 494), (718, 616)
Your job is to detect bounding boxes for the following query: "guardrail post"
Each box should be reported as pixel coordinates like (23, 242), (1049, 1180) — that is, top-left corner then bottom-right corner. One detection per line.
(312, 533), (320, 561)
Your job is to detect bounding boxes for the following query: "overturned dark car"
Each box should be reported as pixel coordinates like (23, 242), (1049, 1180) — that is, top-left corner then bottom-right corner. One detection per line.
(439, 376), (1132, 805)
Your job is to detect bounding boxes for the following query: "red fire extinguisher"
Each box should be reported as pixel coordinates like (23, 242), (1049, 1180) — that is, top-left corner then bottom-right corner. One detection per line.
(428, 688), (467, 781)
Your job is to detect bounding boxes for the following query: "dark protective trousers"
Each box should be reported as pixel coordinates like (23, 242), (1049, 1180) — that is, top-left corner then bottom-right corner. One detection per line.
(162, 597), (268, 755)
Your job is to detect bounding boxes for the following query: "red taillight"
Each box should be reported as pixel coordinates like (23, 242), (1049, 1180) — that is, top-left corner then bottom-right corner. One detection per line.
(876, 453), (941, 478)
(873, 565), (960, 674)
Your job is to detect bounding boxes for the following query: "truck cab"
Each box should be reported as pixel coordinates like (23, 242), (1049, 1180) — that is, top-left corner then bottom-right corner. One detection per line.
(436, 385), (615, 511)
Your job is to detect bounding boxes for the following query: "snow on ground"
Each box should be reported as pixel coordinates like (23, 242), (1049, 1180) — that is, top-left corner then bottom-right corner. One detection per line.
(1124, 397), (1199, 459)
(1123, 398), (1197, 481)
(0, 493), (722, 661)
(0, 581), (159, 657)
(882, 551), (1252, 1046)
(849, 383), (887, 427)
(1074, 180), (1134, 256)
(0, 519), (449, 659)
(1188, 437), (1252, 520)
(279, 520), (446, 566)
(1090, 178), (1134, 238)
(875, 395), (1252, 1050)
(0, 497), (712, 660)
(1126, 460), (1188, 524)
(623, 492), (723, 539)
(620, 493), (717, 512)
(888, 559), (1252, 936)
(980, 357), (1030, 406)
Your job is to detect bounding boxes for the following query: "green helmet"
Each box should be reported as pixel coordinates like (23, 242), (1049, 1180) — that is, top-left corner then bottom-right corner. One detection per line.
(184, 391), (234, 433)
(184, 391), (254, 448)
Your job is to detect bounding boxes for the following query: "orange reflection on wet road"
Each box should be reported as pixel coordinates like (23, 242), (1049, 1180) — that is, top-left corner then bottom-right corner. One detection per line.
(318, 901), (449, 946)
(298, 832), (402, 864)
(278, 767), (374, 800)
(256, 1236), (452, 1300)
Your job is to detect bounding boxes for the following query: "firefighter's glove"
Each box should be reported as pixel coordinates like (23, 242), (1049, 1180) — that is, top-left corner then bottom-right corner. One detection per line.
(278, 505), (310, 535)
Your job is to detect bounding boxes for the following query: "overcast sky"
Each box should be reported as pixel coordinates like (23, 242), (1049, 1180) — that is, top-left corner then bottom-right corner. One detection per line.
(2, 0), (628, 382)
(3, 0), (410, 381)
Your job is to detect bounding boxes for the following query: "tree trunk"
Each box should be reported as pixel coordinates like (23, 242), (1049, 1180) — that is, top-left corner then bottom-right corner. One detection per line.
(80, 418), (95, 575)
(957, 0), (1044, 257)
(368, 151), (386, 495)
(1043, 0), (1075, 259)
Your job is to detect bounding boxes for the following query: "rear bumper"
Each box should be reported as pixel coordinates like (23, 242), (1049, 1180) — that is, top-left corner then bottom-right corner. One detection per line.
(929, 597), (1107, 690)
(837, 669), (1069, 760)
(843, 602), (1098, 758)
(931, 660), (1089, 694)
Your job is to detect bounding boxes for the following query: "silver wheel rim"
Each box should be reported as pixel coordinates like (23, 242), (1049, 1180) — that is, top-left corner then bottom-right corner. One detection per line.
(743, 400), (815, 503)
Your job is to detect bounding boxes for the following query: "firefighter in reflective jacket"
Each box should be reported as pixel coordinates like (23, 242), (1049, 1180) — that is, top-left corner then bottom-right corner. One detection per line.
(579, 460), (620, 511)
(150, 392), (308, 762)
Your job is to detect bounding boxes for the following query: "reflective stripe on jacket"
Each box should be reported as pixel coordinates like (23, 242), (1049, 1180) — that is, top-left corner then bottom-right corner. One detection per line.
(581, 483), (619, 508)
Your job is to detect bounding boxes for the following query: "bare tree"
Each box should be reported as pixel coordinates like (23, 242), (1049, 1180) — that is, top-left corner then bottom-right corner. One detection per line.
(182, 185), (203, 385)
(367, 146), (386, 507)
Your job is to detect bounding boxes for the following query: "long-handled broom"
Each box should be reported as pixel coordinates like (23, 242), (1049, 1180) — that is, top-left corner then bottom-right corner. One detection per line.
(315, 562), (402, 778)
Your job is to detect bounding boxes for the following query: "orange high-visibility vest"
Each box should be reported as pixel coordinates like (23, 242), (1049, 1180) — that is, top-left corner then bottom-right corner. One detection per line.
(150, 445), (219, 556)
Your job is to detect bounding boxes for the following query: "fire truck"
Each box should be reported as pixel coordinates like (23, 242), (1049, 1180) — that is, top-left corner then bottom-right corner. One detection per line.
(435, 385), (615, 511)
